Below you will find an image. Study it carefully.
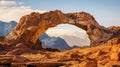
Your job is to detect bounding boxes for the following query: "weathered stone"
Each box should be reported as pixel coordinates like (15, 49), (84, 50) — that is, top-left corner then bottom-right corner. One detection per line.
(6, 44), (32, 55)
(11, 63), (27, 67)
(107, 38), (120, 45)
(110, 52), (120, 61)
(0, 56), (13, 65)
(110, 45), (120, 61)
(0, 10), (119, 50)
(79, 60), (97, 67)
(12, 56), (29, 62)
(26, 62), (65, 67)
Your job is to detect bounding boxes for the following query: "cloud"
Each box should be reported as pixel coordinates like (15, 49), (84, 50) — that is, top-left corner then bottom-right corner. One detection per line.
(18, 2), (24, 5)
(46, 28), (90, 46)
(0, 0), (46, 22)
(0, 0), (16, 7)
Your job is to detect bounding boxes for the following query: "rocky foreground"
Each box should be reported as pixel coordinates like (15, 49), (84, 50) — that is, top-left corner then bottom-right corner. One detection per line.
(0, 10), (120, 67)
(0, 38), (120, 67)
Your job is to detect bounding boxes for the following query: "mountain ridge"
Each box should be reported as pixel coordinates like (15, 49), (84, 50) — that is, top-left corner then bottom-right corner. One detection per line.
(46, 28), (90, 46)
(41, 37), (72, 50)
(0, 21), (17, 36)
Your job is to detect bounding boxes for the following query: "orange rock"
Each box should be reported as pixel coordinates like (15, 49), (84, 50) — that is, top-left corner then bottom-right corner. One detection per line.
(110, 52), (120, 61)
(79, 60), (97, 67)
(107, 38), (120, 45)
(12, 56), (29, 62)
(110, 45), (120, 61)
(1, 10), (117, 50)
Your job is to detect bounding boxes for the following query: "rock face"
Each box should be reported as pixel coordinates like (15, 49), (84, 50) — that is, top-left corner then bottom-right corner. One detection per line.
(0, 38), (120, 67)
(108, 26), (120, 38)
(1, 10), (119, 49)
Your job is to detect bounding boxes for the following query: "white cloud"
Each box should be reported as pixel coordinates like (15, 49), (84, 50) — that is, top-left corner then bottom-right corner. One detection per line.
(18, 2), (24, 5)
(46, 28), (90, 46)
(0, 0), (16, 7)
(0, 0), (46, 22)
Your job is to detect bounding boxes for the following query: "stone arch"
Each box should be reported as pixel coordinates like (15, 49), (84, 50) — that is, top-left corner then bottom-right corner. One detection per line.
(5, 10), (113, 49)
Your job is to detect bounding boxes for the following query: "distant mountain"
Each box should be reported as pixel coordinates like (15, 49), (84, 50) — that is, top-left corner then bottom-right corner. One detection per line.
(71, 45), (80, 49)
(40, 33), (72, 50)
(46, 28), (90, 46)
(41, 37), (71, 50)
(0, 21), (17, 36)
(40, 33), (50, 40)
(60, 35), (90, 47)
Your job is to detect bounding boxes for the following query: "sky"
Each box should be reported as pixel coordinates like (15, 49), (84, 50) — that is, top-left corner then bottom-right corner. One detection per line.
(0, 0), (120, 27)
(16, 0), (120, 27)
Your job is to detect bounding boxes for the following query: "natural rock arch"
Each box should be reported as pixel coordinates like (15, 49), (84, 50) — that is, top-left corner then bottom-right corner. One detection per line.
(5, 10), (115, 49)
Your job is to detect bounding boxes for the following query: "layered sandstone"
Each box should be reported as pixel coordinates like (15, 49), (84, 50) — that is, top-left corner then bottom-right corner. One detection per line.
(0, 10), (120, 67)
(1, 10), (118, 50)
(0, 38), (120, 67)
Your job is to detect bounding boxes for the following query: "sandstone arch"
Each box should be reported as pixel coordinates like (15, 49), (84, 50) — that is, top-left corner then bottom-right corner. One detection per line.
(5, 10), (115, 49)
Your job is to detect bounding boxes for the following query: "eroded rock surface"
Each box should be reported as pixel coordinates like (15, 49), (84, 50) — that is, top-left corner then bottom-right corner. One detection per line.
(1, 10), (118, 50)
(0, 38), (120, 67)
(0, 10), (120, 67)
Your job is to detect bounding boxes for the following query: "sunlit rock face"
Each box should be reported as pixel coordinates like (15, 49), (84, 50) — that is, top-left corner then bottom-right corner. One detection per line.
(4, 10), (119, 49)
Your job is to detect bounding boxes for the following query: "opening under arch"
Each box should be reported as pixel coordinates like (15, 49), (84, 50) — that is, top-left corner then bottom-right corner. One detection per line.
(5, 10), (114, 50)
(40, 24), (90, 50)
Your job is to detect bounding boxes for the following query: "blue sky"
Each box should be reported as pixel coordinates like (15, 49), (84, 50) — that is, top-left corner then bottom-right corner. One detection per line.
(15, 0), (120, 27)
(1, 0), (120, 27)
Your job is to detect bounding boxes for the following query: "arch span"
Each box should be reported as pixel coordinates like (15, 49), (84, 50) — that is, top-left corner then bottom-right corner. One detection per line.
(6, 10), (114, 49)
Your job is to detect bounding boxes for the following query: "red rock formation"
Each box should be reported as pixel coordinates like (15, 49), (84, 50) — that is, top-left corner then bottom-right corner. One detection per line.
(108, 26), (120, 38)
(5, 10), (69, 49)
(0, 38), (120, 67)
(0, 10), (120, 67)
(1, 10), (119, 49)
